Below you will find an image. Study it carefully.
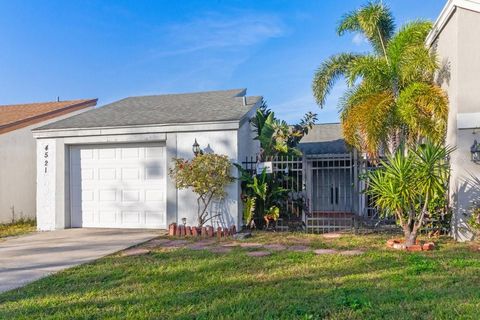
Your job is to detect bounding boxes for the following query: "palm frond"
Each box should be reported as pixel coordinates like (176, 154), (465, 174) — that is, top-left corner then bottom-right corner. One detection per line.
(341, 89), (396, 156)
(398, 46), (438, 86)
(386, 20), (436, 86)
(387, 20), (433, 64)
(345, 55), (392, 87)
(337, 1), (395, 55)
(397, 82), (448, 143)
(312, 53), (361, 107)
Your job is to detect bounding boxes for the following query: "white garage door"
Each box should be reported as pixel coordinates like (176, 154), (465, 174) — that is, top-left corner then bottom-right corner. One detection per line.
(70, 143), (166, 229)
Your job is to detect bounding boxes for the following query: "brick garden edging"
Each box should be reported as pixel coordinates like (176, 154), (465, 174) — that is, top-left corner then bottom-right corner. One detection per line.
(168, 223), (236, 239)
(386, 239), (435, 251)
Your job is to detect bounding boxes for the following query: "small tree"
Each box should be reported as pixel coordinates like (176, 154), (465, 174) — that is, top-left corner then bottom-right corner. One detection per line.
(366, 141), (453, 246)
(169, 153), (235, 227)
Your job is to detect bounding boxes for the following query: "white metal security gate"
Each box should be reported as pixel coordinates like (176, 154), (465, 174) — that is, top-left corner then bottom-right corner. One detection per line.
(242, 152), (367, 233)
(305, 153), (357, 233)
(70, 143), (167, 229)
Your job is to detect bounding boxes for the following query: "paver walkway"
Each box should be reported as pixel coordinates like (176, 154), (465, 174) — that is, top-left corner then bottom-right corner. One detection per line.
(145, 237), (365, 257)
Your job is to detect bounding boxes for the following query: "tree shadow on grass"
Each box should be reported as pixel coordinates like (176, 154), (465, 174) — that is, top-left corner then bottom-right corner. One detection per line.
(0, 242), (478, 319)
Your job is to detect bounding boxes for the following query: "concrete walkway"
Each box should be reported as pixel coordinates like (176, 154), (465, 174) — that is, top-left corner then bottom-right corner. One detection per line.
(0, 228), (160, 293)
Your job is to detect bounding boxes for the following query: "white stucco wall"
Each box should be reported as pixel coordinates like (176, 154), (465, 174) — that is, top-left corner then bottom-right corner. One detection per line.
(0, 108), (92, 224)
(433, 7), (480, 241)
(175, 130), (240, 228)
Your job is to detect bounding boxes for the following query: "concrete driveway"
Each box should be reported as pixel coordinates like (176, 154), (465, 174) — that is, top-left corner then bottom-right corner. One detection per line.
(0, 228), (160, 293)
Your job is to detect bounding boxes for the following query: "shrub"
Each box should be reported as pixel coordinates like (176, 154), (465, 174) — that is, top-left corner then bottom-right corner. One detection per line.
(169, 153), (235, 227)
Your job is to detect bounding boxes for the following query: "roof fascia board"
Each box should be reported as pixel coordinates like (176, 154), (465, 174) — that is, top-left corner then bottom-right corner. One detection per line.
(32, 120), (241, 139)
(426, 0), (480, 46)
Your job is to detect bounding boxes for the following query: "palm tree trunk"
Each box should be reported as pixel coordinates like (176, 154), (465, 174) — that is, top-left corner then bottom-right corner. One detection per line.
(377, 26), (389, 65)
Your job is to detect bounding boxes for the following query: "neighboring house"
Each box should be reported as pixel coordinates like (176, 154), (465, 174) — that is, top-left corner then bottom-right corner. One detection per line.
(427, 0), (480, 241)
(0, 99), (97, 223)
(33, 89), (261, 231)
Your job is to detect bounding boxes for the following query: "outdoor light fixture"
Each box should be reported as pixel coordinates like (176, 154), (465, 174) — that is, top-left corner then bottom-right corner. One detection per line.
(192, 139), (202, 156)
(471, 139), (480, 163)
(181, 217), (187, 227)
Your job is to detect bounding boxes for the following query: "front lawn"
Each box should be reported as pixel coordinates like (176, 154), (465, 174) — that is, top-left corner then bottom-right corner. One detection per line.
(0, 232), (479, 319)
(0, 219), (36, 239)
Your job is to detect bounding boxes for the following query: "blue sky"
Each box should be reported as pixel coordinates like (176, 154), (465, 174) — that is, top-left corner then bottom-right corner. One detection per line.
(0, 0), (445, 124)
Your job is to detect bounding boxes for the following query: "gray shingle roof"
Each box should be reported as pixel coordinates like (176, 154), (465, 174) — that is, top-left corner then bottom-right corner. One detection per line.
(299, 123), (348, 154)
(35, 89), (261, 131)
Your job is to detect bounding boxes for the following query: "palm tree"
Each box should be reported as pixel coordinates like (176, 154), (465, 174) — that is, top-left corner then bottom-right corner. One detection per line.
(312, 1), (448, 156)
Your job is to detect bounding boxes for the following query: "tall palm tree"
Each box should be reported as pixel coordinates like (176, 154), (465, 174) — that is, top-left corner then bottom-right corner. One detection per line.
(312, 1), (448, 156)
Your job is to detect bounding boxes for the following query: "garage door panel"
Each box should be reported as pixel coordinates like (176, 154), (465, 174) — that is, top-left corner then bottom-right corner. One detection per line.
(121, 148), (140, 159)
(122, 190), (140, 202)
(70, 144), (166, 229)
(98, 148), (116, 159)
(98, 210), (117, 224)
(98, 189), (117, 201)
(146, 147), (163, 159)
(81, 168), (94, 180)
(98, 168), (116, 180)
(121, 211), (141, 224)
(145, 210), (165, 225)
(145, 166), (162, 180)
(121, 168), (140, 180)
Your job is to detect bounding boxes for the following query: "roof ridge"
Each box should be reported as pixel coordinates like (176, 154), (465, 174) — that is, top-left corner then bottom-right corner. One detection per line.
(124, 88), (247, 100)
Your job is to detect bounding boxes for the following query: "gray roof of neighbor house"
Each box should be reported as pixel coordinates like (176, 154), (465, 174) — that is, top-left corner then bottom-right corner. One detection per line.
(298, 123), (348, 154)
(35, 89), (262, 131)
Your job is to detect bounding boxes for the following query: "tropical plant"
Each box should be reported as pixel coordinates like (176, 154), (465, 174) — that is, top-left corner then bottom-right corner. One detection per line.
(236, 165), (288, 229)
(251, 100), (317, 159)
(243, 196), (256, 229)
(468, 206), (480, 234)
(366, 141), (453, 246)
(264, 205), (280, 230)
(169, 153), (235, 227)
(312, 1), (448, 156)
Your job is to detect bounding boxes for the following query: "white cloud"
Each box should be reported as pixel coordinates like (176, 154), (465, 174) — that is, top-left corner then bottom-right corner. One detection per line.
(155, 11), (286, 57)
(352, 33), (368, 46)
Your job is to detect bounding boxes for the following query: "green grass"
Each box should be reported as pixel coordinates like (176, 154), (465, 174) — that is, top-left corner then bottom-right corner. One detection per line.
(0, 219), (36, 239)
(0, 232), (479, 319)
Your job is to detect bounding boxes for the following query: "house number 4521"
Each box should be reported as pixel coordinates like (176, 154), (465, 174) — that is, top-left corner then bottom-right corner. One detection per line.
(44, 145), (49, 173)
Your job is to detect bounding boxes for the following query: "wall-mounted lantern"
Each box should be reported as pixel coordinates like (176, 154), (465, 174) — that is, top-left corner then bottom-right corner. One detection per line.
(471, 139), (480, 163)
(192, 139), (203, 157)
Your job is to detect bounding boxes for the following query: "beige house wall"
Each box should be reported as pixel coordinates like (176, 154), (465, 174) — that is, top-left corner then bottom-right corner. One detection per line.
(433, 7), (480, 241)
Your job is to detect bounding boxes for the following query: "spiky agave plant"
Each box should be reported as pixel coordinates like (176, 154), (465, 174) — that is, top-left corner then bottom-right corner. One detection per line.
(366, 141), (453, 246)
(312, 1), (448, 157)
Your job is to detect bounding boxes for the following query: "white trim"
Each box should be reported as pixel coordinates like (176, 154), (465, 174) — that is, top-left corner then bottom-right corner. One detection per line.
(63, 133), (167, 145)
(33, 121), (241, 138)
(457, 112), (480, 129)
(426, 0), (480, 46)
